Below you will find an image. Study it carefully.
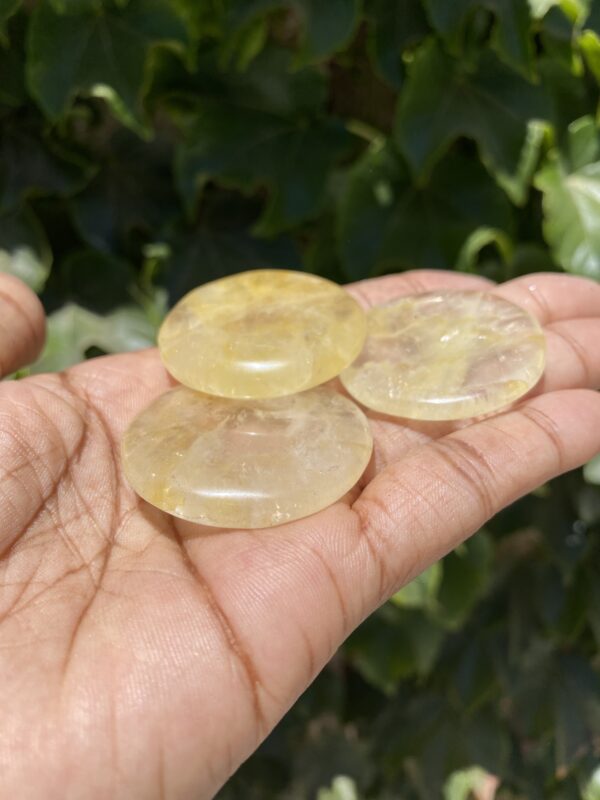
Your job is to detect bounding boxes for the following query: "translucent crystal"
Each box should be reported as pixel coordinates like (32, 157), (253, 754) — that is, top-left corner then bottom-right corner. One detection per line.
(158, 270), (366, 399)
(340, 291), (546, 420)
(122, 386), (373, 529)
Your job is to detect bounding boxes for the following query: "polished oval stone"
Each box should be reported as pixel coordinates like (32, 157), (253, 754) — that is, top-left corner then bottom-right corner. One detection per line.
(122, 386), (373, 529)
(158, 269), (367, 399)
(340, 291), (546, 420)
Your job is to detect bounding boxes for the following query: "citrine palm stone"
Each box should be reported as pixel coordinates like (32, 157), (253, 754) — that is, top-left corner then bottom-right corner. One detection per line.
(122, 386), (373, 529)
(341, 291), (546, 420)
(158, 270), (367, 399)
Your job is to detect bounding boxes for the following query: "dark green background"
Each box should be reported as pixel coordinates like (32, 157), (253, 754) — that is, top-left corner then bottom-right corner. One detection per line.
(1, 0), (600, 797)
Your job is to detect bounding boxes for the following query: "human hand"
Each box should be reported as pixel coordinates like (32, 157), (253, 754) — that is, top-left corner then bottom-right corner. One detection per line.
(1, 270), (599, 799)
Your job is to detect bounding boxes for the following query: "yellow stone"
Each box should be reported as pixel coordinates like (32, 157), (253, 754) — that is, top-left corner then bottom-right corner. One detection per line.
(121, 386), (373, 529)
(340, 291), (546, 420)
(158, 269), (366, 398)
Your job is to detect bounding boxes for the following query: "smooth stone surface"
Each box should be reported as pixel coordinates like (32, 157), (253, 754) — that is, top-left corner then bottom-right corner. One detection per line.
(340, 291), (546, 420)
(158, 269), (367, 398)
(122, 386), (373, 529)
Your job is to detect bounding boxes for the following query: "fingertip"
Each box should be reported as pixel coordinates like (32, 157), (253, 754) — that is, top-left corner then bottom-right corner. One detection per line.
(0, 274), (46, 378)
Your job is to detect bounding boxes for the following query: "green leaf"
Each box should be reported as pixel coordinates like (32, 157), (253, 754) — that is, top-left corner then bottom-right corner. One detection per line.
(346, 608), (446, 692)
(225, 0), (360, 62)
(535, 155), (600, 279)
(176, 98), (354, 233)
(0, 37), (26, 108)
(163, 219), (301, 303)
(294, 0), (360, 61)
(433, 531), (494, 629)
(0, 206), (51, 292)
(317, 776), (360, 800)
(32, 303), (158, 373)
(422, 0), (535, 76)
(554, 654), (600, 772)
(70, 130), (178, 253)
(60, 249), (135, 312)
(568, 115), (600, 170)
(580, 3), (600, 83)
(583, 454), (600, 484)
(224, 0), (280, 34)
(366, 0), (430, 88)
(391, 562), (443, 610)
(443, 766), (499, 800)
(584, 766), (600, 800)
(456, 226), (514, 273)
(226, 44), (328, 115)
(337, 143), (512, 279)
(0, 0), (20, 42)
(529, 0), (560, 18)
(26, 0), (188, 134)
(394, 40), (551, 202)
(0, 121), (87, 213)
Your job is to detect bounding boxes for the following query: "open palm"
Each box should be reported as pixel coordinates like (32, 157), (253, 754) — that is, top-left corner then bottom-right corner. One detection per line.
(1, 269), (599, 800)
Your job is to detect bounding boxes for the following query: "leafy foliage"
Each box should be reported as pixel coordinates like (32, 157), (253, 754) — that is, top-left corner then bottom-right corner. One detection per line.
(1, 0), (600, 796)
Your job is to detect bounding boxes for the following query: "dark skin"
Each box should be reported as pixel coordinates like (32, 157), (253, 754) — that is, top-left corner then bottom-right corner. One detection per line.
(1, 270), (600, 799)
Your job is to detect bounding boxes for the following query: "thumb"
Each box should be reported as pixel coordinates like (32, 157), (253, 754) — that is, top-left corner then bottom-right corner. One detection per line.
(0, 274), (46, 378)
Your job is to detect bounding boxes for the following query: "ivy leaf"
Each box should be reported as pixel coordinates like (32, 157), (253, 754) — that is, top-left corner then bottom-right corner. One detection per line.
(60, 249), (135, 312)
(443, 767), (499, 800)
(162, 219), (301, 303)
(26, 0), (188, 134)
(366, 0), (430, 88)
(31, 303), (158, 373)
(337, 144), (512, 279)
(0, 35), (26, 108)
(584, 767), (600, 800)
(456, 226), (514, 275)
(567, 115), (600, 170)
(70, 130), (178, 253)
(0, 120), (87, 213)
(317, 776), (360, 800)
(225, 44), (328, 116)
(176, 98), (354, 234)
(225, 0), (360, 62)
(583, 454), (600, 485)
(294, 0), (360, 61)
(529, 0), (560, 17)
(0, 206), (51, 292)
(391, 562), (443, 610)
(0, 0), (20, 42)
(433, 532), (494, 629)
(422, 0), (535, 76)
(535, 156), (600, 279)
(395, 40), (550, 203)
(581, 3), (600, 83)
(346, 608), (446, 692)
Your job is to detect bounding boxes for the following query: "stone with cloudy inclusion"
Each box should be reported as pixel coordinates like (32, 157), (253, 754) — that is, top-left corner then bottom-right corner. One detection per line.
(340, 291), (546, 420)
(122, 385), (373, 529)
(158, 269), (366, 399)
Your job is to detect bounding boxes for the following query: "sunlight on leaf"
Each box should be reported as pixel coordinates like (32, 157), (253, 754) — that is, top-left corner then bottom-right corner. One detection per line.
(536, 156), (600, 279)
(584, 766), (600, 800)
(0, 207), (51, 292)
(32, 304), (158, 373)
(444, 766), (499, 800)
(317, 776), (360, 800)
(391, 562), (443, 610)
(584, 455), (600, 485)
